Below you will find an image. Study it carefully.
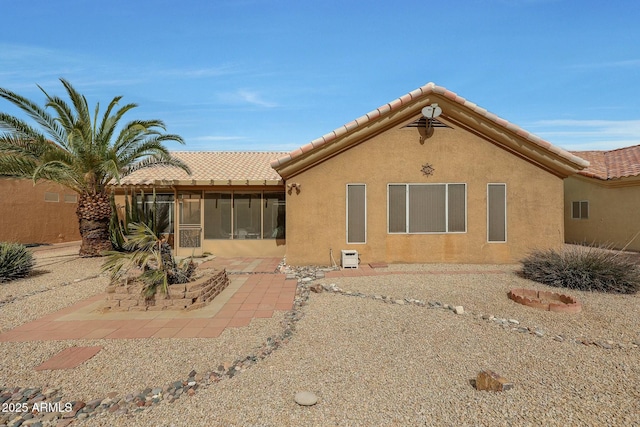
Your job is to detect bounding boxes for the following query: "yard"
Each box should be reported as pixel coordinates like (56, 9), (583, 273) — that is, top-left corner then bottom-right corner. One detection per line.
(1, 244), (639, 426)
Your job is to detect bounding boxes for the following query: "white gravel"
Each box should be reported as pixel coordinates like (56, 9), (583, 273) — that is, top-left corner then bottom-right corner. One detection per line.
(1, 245), (639, 426)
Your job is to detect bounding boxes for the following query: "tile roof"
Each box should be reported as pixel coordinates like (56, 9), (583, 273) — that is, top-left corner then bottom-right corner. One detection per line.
(271, 82), (590, 170)
(571, 144), (640, 180)
(117, 151), (287, 186)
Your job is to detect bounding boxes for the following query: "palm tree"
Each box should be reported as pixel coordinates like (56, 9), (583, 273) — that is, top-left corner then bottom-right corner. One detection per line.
(0, 78), (190, 257)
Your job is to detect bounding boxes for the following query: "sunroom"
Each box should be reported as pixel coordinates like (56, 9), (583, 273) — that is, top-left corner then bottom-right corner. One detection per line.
(114, 152), (287, 258)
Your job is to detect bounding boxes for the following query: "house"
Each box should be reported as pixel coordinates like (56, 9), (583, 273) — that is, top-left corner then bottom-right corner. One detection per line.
(564, 145), (640, 251)
(113, 82), (598, 265)
(271, 82), (588, 265)
(0, 177), (80, 244)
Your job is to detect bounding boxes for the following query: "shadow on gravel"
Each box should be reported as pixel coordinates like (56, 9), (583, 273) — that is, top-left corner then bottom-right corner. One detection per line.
(27, 270), (50, 278)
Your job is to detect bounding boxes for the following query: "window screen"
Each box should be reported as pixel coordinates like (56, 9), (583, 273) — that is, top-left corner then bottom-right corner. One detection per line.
(572, 201), (589, 219)
(347, 184), (366, 243)
(388, 185), (407, 233)
(44, 192), (59, 202)
(263, 192), (286, 239)
(488, 184), (506, 242)
(448, 184), (466, 232)
(409, 184), (446, 233)
(389, 184), (466, 233)
(204, 193), (232, 239)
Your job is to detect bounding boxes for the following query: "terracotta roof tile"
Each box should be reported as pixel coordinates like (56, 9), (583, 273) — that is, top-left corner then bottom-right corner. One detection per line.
(118, 151), (287, 186)
(271, 82), (589, 170)
(572, 145), (640, 180)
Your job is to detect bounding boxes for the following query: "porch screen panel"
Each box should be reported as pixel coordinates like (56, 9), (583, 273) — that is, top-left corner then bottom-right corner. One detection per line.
(204, 193), (232, 239)
(234, 193), (261, 239)
(447, 184), (466, 232)
(347, 184), (366, 243)
(488, 184), (506, 242)
(388, 185), (406, 233)
(263, 192), (286, 239)
(178, 193), (201, 248)
(409, 184), (446, 233)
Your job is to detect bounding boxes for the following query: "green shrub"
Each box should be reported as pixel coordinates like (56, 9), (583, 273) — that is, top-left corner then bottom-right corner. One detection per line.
(102, 222), (194, 298)
(521, 245), (640, 294)
(0, 243), (35, 283)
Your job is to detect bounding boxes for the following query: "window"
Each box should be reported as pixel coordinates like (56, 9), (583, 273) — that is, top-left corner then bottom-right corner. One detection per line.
(203, 191), (286, 240)
(64, 194), (78, 203)
(571, 201), (589, 220)
(44, 192), (59, 202)
(139, 194), (174, 234)
(234, 193), (262, 239)
(487, 184), (507, 242)
(263, 192), (286, 239)
(204, 193), (232, 239)
(388, 183), (466, 233)
(179, 193), (201, 225)
(347, 184), (366, 243)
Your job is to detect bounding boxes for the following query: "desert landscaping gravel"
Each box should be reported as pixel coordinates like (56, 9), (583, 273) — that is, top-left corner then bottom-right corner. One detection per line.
(1, 245), (639, 426)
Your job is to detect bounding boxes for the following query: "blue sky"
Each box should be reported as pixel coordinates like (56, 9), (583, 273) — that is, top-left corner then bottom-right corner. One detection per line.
(1, 0), (639, 153)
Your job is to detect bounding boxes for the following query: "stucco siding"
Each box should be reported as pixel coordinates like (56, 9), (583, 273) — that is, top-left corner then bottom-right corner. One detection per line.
(564, 176), (640, 251)
(285, 121), (564, 265)
(0, 178), (80, 244)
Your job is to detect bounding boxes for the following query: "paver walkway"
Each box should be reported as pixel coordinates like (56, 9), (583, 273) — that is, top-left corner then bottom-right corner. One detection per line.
(0, 257), (296, 342)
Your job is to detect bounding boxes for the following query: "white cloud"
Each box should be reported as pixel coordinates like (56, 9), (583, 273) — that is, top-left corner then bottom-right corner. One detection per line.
(237, 90), (278, 108)
(566, 59), (640, 69)
(161, 64), (239, 78)
(228, 89), (278, 108)
(528, 119), (640, 151)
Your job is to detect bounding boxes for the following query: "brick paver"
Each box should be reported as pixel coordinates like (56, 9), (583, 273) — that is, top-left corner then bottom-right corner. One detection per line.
(34, 346), (103, 371)
(0, 257), (294, 342)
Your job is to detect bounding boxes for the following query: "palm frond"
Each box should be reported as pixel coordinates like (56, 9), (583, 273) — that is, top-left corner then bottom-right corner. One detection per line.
(31, 160), (83, 190)
(0, 134), (49, 158)
(0, 155), (38, 177)
(1, 78), (187, 196)
(0, 113), (46, 141)
(0, 87), (67, 145)
(59, 78), (92, 131)
(122, 154), (191, 177)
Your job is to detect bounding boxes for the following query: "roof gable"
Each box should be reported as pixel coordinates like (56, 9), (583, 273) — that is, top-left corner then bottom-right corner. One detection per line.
(271, 82), (589, 179)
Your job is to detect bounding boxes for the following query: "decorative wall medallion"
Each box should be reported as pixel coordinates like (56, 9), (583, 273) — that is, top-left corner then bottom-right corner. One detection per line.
(421, 163), (435, 177)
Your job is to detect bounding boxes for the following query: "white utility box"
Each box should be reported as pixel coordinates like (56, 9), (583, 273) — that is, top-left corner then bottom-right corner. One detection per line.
(341, 250), (359, 269)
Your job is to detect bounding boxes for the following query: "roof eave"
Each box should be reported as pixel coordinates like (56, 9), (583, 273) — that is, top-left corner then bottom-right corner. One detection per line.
(572, 172), (640, 188)
(110, 179), (284, 187)
(273, 85), (588, 179)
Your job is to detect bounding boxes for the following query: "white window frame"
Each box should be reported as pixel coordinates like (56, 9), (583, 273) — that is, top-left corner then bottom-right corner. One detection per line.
(487, 183), (507, 243)
(571, 200), (589, 220)
(387, 183), (467, 234)
(346, 184), (367, 244)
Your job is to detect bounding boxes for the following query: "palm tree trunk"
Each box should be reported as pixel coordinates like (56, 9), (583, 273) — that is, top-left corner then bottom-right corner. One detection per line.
(77, 192), (113, 257)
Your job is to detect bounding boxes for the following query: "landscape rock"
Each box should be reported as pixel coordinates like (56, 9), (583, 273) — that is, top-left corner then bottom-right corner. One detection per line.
(294, 391), (318, 406)
(475, 370), (513, 392)
(309, 284), (323, 293)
